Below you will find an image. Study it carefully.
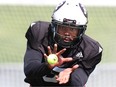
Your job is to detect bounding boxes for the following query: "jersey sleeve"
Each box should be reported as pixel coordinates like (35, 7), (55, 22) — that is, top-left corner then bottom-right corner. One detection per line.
(25, 21), (50, 53)
(24, 21), (51, 84)
(80, 35), (103, 75)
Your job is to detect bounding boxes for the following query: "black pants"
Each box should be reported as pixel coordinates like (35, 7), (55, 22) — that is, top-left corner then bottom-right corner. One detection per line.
(30, 68), (88, 87)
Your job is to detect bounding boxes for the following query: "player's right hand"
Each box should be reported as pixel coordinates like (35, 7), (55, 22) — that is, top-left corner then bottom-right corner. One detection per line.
(44, 44), (73, 69)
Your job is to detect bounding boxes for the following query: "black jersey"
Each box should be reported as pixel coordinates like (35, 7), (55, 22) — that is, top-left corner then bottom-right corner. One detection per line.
(24, 21), (103, 85)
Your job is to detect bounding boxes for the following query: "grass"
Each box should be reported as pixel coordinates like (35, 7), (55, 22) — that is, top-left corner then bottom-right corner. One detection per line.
(0, 5), (116, 63)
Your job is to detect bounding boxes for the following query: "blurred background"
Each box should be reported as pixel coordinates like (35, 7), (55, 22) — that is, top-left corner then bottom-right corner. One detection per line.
(0, 0), (116, 87)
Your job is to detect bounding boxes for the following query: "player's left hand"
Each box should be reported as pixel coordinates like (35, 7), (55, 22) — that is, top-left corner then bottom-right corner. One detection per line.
(55, 64), (79, 84)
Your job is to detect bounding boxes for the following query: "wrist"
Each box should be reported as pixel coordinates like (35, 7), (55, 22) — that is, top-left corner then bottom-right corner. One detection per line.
(64, 68), (73, 74)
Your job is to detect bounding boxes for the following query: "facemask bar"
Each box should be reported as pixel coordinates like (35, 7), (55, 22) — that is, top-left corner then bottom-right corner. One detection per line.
(51, 19), (87, 48)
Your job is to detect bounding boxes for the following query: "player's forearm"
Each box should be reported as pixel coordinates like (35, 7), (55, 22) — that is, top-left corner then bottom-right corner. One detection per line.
(24, 62), (51, 78)
(24, 45), (51, 78)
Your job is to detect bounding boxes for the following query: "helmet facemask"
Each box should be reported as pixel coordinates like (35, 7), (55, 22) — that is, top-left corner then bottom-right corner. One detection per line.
(51, 19), (86, 48)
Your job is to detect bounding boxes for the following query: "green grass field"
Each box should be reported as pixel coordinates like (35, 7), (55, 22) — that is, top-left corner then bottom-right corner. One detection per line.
(0, 5), (116, 63)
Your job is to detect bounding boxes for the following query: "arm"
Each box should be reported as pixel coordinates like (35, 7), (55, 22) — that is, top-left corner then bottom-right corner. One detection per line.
(24, 43), (51, 79)
(55, 42), (103, 84)
(54, 52), (102, 85)
(82, 52), (102, 75)
(56, 64), (79, 84)
(24, 21), (51, 84)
